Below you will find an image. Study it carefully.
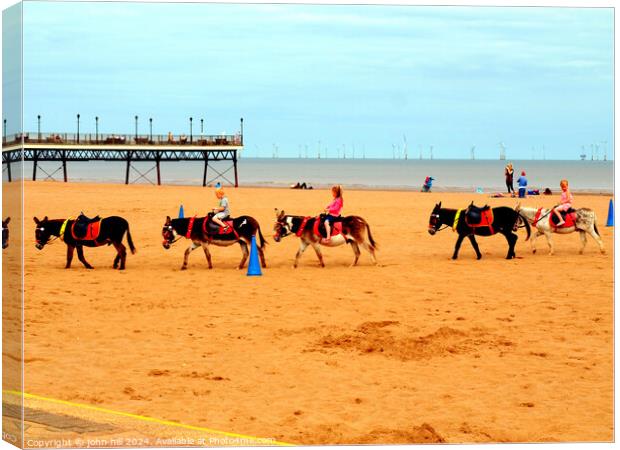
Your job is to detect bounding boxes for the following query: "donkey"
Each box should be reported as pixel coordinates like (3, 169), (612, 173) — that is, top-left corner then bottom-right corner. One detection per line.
(33, 215), (136, 269)
(428, 202), (530, 260)
(2, 217), (10, 249)
(273, 209), (377, 268)
(515, 203), (605, 255)
(162, 214), (267, 270)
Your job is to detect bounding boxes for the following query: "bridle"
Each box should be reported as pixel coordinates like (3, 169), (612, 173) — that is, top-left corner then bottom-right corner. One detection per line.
(429, 212), (450, 233)
(35, 225), (59, 247)
(273, 220), (292, 242)
(162, 224), (182, 246)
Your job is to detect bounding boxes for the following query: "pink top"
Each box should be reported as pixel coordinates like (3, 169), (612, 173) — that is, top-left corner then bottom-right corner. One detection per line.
(560, 190), (573, 211)
(326, 197), (343, 216)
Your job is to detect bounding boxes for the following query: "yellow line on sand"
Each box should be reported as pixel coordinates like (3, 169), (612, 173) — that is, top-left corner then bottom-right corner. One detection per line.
(3, 390), (294, 446)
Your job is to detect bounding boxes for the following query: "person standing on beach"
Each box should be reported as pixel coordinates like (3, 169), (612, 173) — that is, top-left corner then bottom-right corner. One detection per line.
(553, 179), (573, 226)
(517, 171), (528, 198)
(323, 185), (343, 244)
(505, 163), (515, 195)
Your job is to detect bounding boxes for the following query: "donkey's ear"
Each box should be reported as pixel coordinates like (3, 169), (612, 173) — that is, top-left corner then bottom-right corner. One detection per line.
(514, 202), (521, 210)
(33, 216), (40, 224)
(274, 208), (279, 217)
(4, 217), (10, 224)
(166, 215), (171, 223)
(438, 201), (442, 208)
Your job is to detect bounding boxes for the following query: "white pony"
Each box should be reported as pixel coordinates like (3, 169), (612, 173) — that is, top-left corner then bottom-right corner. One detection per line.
(515, 203), (605, 255)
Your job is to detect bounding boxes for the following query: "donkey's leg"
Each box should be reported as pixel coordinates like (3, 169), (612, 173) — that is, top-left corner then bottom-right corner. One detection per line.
(579, 231), (587, 254)
(311, 242), (325, 267)
(544, 230), (554, 255)
(258, 246), (267, 268)
(531, 229), (542, 254)
(467, 235), (482, 259)
(65, 245), (75, 269)
(181, 241), (200, 270)
(238, 240), (249, 269)
(293, 240), (309, 268)
(76, 245), (94, 269)
(588, 226), (605, 254)
(505, 232), (518, 259)
(452, 234), (466, 260)
(349, 241), (361, 267)
(113, 254), (121, 269)
(360, 240), (378, 265)
(112, 242), (127, 270)
(201, 243), (213, 269)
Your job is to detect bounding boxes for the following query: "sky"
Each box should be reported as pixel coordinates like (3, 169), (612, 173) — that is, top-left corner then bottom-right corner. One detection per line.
(3, 1), (615, 159)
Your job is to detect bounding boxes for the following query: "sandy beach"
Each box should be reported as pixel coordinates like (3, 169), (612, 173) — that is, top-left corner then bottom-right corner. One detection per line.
(5, 181), (614, 444)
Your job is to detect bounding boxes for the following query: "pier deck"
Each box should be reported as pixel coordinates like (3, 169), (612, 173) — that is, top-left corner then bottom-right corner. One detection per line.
(2, 131), (243, 186)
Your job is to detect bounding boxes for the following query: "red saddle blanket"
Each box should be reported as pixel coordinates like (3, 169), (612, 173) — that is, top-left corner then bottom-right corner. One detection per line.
(313, 217), (343, 238)
(201, 217), (238, 237)
(549, 210), (577, 229)
(465, 209), (494, 229)
(71, 221), (101, 241)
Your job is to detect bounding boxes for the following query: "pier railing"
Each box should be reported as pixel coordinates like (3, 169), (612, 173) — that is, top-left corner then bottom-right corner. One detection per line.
(2, 132), (242, 147)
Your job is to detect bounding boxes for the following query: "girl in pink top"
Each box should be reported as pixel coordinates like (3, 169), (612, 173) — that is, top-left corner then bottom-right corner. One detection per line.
(553, 179), (573, 226)
(323, 185), (343, 243)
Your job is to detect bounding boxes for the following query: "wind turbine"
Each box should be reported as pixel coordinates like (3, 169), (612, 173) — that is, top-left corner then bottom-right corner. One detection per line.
(419, 144), (423, 160)
(403, 135), (408, 160)
(430, 145), (434, 160)
(470, 145), (476, 160)
(392, 144), (396, 159)
(317, 140), (321, 159)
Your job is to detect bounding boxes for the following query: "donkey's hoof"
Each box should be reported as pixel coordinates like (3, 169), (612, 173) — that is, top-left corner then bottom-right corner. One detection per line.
(180, 266), (187, 271)
(532, 249), (536, 254)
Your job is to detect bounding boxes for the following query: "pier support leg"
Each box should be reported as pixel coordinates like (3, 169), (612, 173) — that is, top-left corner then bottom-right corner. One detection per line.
(233, 152), (239, 187)
(125, 152), (131, 185)
(32, 150), (38, 181)
(156, 159), (161, 186)
(62, 151), (67, 182)
(202, 152), (208, 187)
(6, 160), (11, 182)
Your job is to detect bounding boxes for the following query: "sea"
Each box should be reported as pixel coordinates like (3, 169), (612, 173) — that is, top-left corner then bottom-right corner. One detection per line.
(17, 158), (614, 193)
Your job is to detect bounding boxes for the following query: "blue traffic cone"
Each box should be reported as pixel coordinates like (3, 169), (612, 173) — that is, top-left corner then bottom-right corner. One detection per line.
(606, 199), (614, 227)
(178, 205), (184, 219)
(247, 235), (262, 276)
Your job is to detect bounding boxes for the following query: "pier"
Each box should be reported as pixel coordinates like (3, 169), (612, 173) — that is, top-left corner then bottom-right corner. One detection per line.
(2, 118), (244, 186)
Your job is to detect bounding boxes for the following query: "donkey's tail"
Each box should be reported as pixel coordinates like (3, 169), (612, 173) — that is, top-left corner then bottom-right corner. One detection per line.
(594, 217), (600, 236)
(126, 223), (137, 254)
(518, 212), (531, 241)
(364, 219), (378, 250)
(257, 225), (267, 249)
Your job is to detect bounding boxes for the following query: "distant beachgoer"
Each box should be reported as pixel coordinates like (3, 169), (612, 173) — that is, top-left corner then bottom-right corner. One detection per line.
(323, 185), (343, 244)
(543, 188), (552, 195)
(211, 184), (230, 231)
(553, 179), (573, 226)
(505, 163), (514, 195)
(167, 132), (173, 143)
(422, 176), (434, 192)
(517, 171), (527, 198)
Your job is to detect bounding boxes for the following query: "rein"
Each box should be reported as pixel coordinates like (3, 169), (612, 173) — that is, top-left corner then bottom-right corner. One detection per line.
(295, 216), (311, 237)
(532, 208), (552, 227)
(185, 216), (197, 239)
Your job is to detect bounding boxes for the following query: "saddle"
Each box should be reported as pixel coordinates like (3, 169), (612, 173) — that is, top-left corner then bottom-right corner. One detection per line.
(464, 204), (494, 233)
(549, 208), (577, 228)
(202, 214), (238, 239)
(313, 215), (344, 239)
(71, 214), (101, 241)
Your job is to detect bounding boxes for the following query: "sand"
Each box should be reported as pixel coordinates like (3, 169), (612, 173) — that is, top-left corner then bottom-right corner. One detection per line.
(4, 181), (614, 444)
